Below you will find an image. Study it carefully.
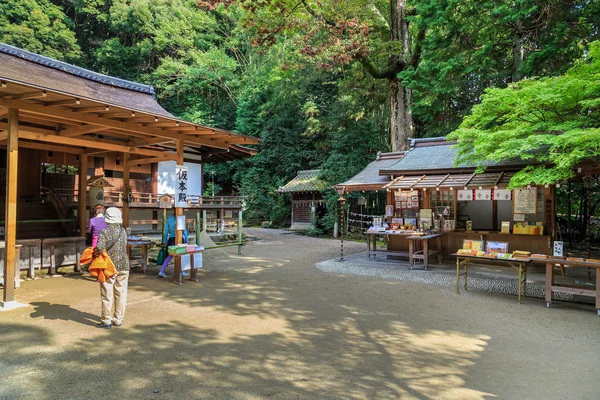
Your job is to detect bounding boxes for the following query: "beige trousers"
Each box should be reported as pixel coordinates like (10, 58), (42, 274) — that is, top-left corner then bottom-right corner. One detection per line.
(100, 270), (129, 325)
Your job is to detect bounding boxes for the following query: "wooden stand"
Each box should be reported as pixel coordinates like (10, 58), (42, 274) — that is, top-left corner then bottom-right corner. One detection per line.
(126, 240), (151, 274)
(531, 256), (600, 316)
(407, 234), (442, 270)
(454, 254), (529, 304)
(170, 249), (204, 285)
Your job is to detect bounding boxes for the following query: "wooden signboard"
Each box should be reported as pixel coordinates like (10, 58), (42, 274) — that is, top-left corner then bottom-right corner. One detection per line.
(513, 188), (537, 214)
(159, 194), (173, 209)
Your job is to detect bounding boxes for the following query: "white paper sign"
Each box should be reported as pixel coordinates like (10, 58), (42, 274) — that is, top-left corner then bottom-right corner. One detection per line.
(175, 165), (189, 208)
(494, 189), (512, 201)
(513, 187), (537, 214)
(475, 189), (492, 201)
(457, 190), (473, 201)
(513, 213), (525, 221)
(176, 215), (186, 231)
(553, 241), (563, 257)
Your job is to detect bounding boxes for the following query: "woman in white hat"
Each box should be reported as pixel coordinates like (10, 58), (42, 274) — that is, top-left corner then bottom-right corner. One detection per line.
(95, 207), (129, 329)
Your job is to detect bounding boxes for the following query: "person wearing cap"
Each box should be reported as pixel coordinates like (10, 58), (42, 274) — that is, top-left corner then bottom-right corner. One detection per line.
(95, 207), (129, 329)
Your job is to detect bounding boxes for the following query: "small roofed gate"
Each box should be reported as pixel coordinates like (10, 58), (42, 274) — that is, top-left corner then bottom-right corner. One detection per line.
(292, 193), (321, 224)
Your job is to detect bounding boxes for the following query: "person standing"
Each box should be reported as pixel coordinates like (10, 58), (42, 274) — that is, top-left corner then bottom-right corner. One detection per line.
(95, 207), (129, 329)
(157, 212), (188, 278)
(88, 204), (107, 247)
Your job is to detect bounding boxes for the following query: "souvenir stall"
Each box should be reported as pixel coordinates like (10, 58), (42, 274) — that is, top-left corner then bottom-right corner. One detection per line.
(364, 137), (556, 259)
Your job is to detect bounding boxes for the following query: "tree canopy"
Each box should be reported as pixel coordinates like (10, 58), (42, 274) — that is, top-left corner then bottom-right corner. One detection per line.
(448, 41), (600, 188)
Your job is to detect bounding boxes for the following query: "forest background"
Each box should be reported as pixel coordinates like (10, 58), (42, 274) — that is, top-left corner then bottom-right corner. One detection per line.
(1, 0), (599, 234)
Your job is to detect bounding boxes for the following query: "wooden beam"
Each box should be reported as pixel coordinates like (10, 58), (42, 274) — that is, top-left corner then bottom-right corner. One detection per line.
(3, 108), (18, 304)
(127, 154), (177, 165)
(0, 131), (7, 141)
(123, 152), (130, 229)
(18, 141), (84, 154)
(58, 124), (105, 137)
(83, 149), (111, 156)
(3, 90), (47, 100)
(79, 154), (88, 238)
(17, 130), (169, 158)
(0, 97), (238, 148)
(129, 137), (176, 147)
(74, 105), (110, 112)
(45, 98), (81, 107)
(145, 121), (181, 128)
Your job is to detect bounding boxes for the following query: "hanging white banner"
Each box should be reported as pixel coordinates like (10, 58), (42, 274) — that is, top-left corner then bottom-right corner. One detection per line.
(175, 165), (189, 208)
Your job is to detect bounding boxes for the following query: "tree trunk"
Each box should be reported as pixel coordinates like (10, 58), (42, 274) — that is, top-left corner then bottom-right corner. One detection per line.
(389, 78), (413, 151)
(389, 0), (413, 151)
(512, 19), (524, 82)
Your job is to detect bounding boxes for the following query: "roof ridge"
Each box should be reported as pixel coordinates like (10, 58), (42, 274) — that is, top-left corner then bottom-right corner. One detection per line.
(298, 169), (321, 174)
(0, 42), (156, 96)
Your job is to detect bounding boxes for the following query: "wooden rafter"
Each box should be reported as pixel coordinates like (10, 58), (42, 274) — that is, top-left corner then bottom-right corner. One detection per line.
(0, 97), (247, 147)
(17, 141), (84, 154)
(2, 90), (47, 100)
(128, 154), (177, 165)
(45, 98), (81, 107)
(58, 124), (106, 137)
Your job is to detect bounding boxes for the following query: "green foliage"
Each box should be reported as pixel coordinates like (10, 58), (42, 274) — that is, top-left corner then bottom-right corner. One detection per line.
(0, 0), (81, 62)
(448, 41), (600, 187)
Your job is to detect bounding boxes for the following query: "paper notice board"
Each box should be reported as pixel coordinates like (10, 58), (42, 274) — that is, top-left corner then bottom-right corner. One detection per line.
(513, 188), (537, 214)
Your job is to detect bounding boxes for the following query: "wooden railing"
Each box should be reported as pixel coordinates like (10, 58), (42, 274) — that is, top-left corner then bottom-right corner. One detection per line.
(45, 188), (244, 209)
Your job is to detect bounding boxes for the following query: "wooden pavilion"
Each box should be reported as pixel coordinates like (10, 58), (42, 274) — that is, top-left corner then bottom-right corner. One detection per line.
(0, 43), (259, 308)
(277, 170), (328, 230)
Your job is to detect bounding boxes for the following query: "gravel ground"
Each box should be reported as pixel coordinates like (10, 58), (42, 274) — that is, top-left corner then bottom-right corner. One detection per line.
(1, 228), (600, 399)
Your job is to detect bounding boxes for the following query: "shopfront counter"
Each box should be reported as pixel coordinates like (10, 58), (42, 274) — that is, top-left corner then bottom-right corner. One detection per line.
(385, 231), (551, 258)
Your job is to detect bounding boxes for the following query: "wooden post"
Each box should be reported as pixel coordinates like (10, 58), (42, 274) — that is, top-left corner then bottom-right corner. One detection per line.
(196, 211), (201, 246)
(2, 108), (18, 306)
(202, 210), (207, 233)
(78, 154), (88, 238)
(122, 152), (130, 229)
(174, 140), (184, 284)
(238, 208), (243, 255)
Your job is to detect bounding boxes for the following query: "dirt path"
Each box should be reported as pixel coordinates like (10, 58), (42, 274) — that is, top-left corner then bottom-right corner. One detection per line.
(1, 228), (599, 399)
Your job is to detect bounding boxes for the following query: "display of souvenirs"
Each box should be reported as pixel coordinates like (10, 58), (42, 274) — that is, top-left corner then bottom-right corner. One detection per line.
(443, 219), (455, 231)
(463, 240), (484, 251)
(395, 190), (420, 209)
(501, 221), (511, 234)
(486, 241), (509, 253)
(513, 222), (543, 235)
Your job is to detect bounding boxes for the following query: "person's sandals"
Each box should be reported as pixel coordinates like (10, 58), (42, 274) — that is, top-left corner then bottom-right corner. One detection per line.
(157, 272), (167, 278)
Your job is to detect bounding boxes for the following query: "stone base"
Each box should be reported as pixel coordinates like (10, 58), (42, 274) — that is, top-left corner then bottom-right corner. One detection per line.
(0, 300), (27, 311)
(289, 223), (313, 232)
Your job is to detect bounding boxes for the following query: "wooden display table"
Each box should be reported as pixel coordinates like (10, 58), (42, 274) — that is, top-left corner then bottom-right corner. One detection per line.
(172, 249), (204, 285)
(454, 254), (530, 303)
(531, 256), (600, 316)
(407, 234), (442, 270)
(126, 240), (152, 274)
(365, 230), (414, 259)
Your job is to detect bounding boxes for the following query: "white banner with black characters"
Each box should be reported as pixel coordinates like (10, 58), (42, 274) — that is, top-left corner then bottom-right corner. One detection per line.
(175, 165), (189, 208)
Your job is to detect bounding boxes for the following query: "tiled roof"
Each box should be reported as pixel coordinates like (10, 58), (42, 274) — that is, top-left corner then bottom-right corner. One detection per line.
(380, 138), (532, 175)
(0, 42), (172, 118)
(336, 152), (405, 191)
(0, 43), (155, 94)
(278, 170), (328, 193)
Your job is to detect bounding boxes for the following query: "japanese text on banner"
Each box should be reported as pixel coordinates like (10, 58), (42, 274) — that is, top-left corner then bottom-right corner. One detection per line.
(175, 165), (188, 208)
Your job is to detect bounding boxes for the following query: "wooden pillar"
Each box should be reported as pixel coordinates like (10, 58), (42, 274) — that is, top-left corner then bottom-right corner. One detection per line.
(2, 108), (18, 305)
(202, 210), (207, 233)
(78, 154), (88, 237)
(174, 140), (184, 284)
(122, 152), (130, 229)
(196, 211), (201, 246)
(238, 208), (243, 255)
